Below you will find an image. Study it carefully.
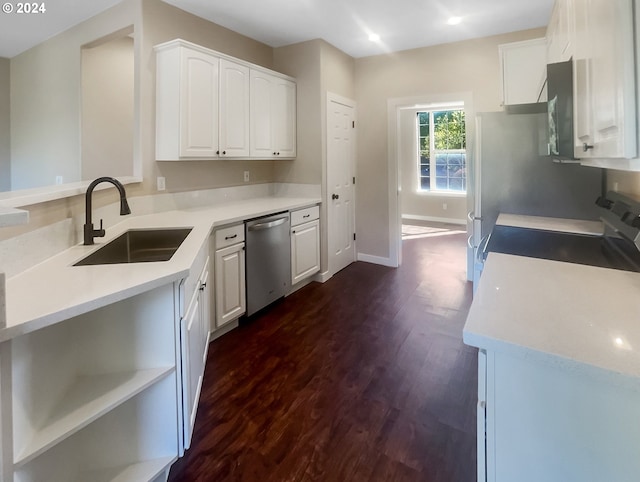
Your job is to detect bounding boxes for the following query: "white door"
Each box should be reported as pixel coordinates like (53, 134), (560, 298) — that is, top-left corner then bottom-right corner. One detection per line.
(291, 220), (320, 284)
(215, 243), (246, 327)
(219, 59), (250, 157)
(272, 77), (296, 158)
(181, 289), (203, 450)
(327, 95), (356, 275)
(179, 48), (219, 158)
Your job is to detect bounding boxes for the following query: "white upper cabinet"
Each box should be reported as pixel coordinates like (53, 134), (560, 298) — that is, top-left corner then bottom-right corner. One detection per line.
(219, 59), (250, 158)
(156, 45), (220, 160)
(250, 70), (296, 158)
(155, 39), (297, 161)
(546, 0), (573, 64)
(572, 0), (636, 161)
(499, 38), (547, 105)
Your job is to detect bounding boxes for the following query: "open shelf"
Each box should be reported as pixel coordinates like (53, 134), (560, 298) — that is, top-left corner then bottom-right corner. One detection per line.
(14, 367), (174, 467)
(77, 456), (176, 482)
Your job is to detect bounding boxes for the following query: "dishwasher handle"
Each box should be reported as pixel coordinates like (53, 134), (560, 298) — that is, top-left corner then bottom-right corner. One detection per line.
(247, 217), (288, 231)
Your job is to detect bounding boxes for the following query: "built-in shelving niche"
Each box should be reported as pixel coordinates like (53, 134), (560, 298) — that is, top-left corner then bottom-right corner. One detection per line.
(10, 283), (180, 482)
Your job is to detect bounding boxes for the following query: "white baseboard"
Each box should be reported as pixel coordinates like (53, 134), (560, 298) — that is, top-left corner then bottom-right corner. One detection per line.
(314, 270), (332, 283)
(357, 253), (398, 268)
(402, 214), (466, 225)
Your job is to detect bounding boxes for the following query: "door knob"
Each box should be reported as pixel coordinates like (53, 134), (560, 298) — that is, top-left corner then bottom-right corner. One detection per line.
(332, 193), (340, 200)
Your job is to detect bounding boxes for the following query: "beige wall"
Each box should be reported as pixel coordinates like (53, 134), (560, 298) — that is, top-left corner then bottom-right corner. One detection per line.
(399, 108), (467, 222)
(273, 39), (355, 273)
(273, 40), (323, 185)
(354, 27), (545, 259)
(607, 170), (640, 198)
(10, 0), (140, 191)
(141, 0), (275, 194)
(0, 58), (9, 192)
(2, 0), (279, 241)
(81, 36), (134, 180)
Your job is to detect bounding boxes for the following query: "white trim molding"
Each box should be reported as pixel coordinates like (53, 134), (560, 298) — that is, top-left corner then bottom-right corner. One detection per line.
(402, 214), (467, 226)
(357, 252), (396, 268)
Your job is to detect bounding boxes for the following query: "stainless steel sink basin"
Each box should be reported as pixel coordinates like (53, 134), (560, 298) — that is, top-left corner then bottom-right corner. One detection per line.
(74, 228), (192, 266)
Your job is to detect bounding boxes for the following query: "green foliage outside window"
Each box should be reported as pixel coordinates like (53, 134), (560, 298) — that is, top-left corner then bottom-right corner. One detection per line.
(418, 109), (466, 193)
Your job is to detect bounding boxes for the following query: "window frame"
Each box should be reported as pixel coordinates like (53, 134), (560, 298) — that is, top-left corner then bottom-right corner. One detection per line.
(416, 108), (467, 194)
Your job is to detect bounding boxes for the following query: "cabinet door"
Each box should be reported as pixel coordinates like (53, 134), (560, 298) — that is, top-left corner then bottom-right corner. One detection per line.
(179, 48), (219, 158)
(574, 0), (636, 159)
(215, 243), (246, 327)
(250, 70), (275, 157)
(181, 289), (204, 450)
(499, 39), (547, 105)
(219, 59), (250, 157)
(272, 77), (297, 158)
(546, 0), (573, 64)
(291, 220), (320, 285)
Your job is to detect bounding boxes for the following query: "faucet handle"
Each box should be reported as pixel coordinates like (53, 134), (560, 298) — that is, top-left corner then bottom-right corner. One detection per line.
(95, 219), (106, 238)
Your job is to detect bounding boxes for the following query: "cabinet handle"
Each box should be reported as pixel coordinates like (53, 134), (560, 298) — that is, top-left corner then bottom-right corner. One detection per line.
(199, 282), (207, 291)
(303, 214), (310, 218)
(332, 193), (339, 200)
(583, 143), (594, 152)
(225, 234), (238, 240)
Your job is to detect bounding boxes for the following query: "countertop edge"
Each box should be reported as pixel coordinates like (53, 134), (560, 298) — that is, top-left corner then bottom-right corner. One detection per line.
(3, 197), (321, 342)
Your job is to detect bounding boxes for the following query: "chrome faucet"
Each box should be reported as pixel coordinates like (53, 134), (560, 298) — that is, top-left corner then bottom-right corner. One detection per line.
(83, 177), (131, 245)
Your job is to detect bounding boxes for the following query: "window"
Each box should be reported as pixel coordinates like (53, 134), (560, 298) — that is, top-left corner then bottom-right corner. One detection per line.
(417, 109), (466, 193)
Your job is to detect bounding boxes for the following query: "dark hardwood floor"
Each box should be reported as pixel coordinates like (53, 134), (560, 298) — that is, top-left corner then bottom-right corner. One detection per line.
(168, 228), (477, 482)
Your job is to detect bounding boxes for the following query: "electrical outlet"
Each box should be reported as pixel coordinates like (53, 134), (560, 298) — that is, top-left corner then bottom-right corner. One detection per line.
(55, 176), (63, 185)
(613, 182), (619, 192)
(244, 171), (250, 182)
(157, 176), (166, 191)
(442, 203), (448, 211)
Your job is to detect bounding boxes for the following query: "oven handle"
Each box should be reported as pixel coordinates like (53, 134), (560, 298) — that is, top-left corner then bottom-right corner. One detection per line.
(467, 235), (474, 249)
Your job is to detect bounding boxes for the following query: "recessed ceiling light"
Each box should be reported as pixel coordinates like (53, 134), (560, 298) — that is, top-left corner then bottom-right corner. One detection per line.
(447, 16), (462, 25)
(369, 33), (380, 42)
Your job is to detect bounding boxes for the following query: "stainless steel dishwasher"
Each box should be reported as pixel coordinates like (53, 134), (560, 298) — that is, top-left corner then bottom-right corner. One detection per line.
(245, 212), (291, 316)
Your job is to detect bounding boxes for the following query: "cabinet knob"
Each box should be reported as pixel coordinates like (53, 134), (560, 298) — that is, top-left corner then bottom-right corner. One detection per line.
(222, 150), (226, 155)
(216, 150), (220, 155)
(583, 143), (594, 152)
(273, 152), (277, 156)
(332, 193), (339, 200)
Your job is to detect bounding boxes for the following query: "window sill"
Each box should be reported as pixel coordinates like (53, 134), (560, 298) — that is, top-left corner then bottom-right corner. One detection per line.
(416, 190), (467, 198)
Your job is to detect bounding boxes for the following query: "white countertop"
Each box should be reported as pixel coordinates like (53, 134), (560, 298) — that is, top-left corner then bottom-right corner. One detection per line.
(2, 196), (319, 342)
(464, 253), (640, 381)
(496, 213), (603, 235)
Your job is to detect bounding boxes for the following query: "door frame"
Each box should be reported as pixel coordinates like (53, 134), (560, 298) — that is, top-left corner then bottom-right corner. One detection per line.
(326, 92), (357, 279)
(386, 93), (474, 271)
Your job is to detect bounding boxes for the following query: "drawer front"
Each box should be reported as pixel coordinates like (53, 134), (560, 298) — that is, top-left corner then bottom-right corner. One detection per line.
(291, 205), (319, 227)
(215, 224), (245, 249)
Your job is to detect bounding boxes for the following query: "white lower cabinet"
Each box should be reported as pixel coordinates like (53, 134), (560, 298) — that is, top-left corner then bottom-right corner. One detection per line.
(478, 349), (640, 482)
(213, 224), (246, 331)
(4, 284), (181, 482)
(290, 206), (320, 285)
(180, 257), (210, 452)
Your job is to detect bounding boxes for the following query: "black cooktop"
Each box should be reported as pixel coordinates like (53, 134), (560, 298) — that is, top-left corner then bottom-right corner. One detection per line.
(485, 225), (640, 272)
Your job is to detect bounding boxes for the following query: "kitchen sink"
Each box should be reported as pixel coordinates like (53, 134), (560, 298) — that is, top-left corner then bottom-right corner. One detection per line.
(74, 228), (192, 266)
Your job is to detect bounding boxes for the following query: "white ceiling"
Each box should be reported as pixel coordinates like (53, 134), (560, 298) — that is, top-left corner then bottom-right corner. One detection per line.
(0, 0), (555, 59)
